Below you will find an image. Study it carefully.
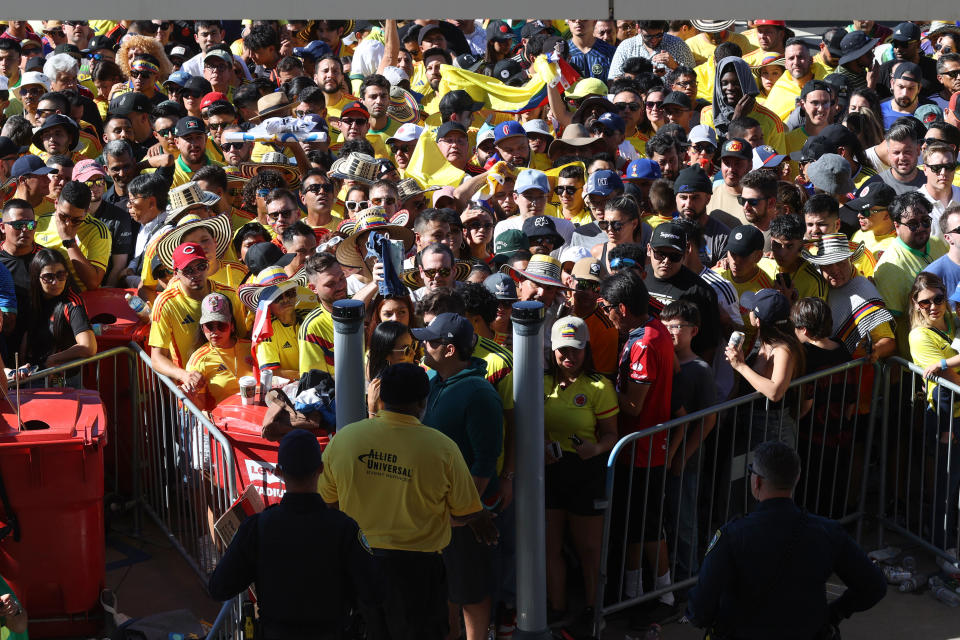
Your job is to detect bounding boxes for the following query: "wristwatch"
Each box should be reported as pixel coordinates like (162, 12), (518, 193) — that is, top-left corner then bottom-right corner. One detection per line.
(62, 238), (76, 249)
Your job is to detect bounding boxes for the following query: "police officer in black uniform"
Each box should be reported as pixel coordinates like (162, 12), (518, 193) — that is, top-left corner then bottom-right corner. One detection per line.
(686, 441), (886, 639)
(208, 430), (381, 639)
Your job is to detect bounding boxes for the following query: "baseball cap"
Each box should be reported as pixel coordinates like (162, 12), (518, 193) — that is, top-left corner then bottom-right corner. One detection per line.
(494, 229), (529, 256)
(551, 316), (589, 350)
(789, 136), (832, 163)
(819, 124), (859, 151)
(172, 242), (208, 270)
(650, 223), (687, 253)
(807, 153), (854, 195)
(522, 119), (553, 138)
(741, 288), (791, 324)
(277, 430), (323, 477)
(623, 158), (662, 181)
(566, 77), (608, 100)
(175, 116), (206, 137)
(521, 20), (551, 39)
(486, 20), (514, 42)
(493, 59), (526, 86)
(54, 43), (82, 57)
(892, 61), (923, 84)
(522, 215), (564, 246)
(341, 101), (370, 118)
(823, 29), (845, 58)
(515, 169), (549, 194)
(753, 145), (787, 169)
(800, 79), (833, 100)
(585, 169), (624, 196)
(73, 158), (106, 183)
(386, 123), (423, 145)
(454, 53), (485, 73)
(494, 121), (526, 146)
(727, 225), (765, 255)
(570, 256), (603, 282)
(164, 70), (191, 88)
(846, 182), (896, 210)
(411, 312), (476, 353)
(688, 125), (718, 148)
(202, 47), (233, 66)
(243, 241), (284, 275)
(673, 166), (712, 194)
(109, 91), (152, 116)
(292, 40), (332, 60)
(439, 89), (484, 115)
(182, 76), (213, 97)
(663, 91), (692, 110)
(200, 92), (229, 110)
(591, 111), (625, 134)
(915, 104), (944, 126)
(84, 35), (115, 54)
(436, 121), (468, 140)
(720, 137), (752, 161)
(199, 292), (232, 325)
(417, 24), (444, 46)
(754, 20), (786, 27)
(483, 272), (518, 300)
(0, 137), (17, 158)
(379, 362), (431, 405)
(10, 155), (54, 180)
(891, 22), (922, 42)
(166, 44), (189, 61)
(559, 246), (592, 269)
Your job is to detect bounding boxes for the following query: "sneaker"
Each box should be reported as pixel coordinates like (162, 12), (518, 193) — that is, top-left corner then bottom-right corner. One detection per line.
(495, 608), (516, 639)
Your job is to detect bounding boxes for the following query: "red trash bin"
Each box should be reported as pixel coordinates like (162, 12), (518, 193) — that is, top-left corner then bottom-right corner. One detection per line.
(211, 394), (329, 506)
(0, 388), (107, 638)
(80, 288), (147, 495)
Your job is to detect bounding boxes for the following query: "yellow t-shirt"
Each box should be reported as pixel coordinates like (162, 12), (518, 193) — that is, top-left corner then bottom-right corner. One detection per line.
(544, 372), (619, 453)
(852, 228), (896, 258)
(687, 31), (756, 66)
(643, 214), (675, 230)
(256, 315), (302, 373)
(699, 102), (787, 154)
(148, 280), (247, 368)
(171, 154), (224, 189)
(763, 64), (828, 122)
(318, 410), (482, 552)
(208, 260), (249, 290)
(186, 339), (255, 406)
(908, 314), (960, 417)
(298, 304), (336, 375)
(758, 257), (828, 300)
(34, 212), (112, 292)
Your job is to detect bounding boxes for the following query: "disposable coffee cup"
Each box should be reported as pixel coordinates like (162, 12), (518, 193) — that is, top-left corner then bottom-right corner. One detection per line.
(239, 376), (257, 405)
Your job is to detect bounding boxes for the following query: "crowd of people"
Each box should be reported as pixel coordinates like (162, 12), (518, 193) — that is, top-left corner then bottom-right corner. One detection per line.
(0, 16), (957, 639)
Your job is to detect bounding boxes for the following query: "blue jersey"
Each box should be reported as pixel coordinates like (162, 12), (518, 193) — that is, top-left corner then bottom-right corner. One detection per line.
(566, 38), (616, 82)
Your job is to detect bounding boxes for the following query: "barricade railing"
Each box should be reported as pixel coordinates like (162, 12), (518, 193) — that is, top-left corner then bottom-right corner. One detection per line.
(593, 357), (880, 635)
(878, 357), (960, 570)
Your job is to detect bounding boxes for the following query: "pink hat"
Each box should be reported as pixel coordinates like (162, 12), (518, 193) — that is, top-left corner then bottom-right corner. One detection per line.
(73, 159), (106, 183)
(432, 186), (457, 206)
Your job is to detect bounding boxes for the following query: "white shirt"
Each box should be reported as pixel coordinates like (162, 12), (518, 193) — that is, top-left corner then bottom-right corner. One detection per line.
(920, 184), (960, 239)
(134, 212), (169, 259)
(181, 52), (254, 82)
(463, 21), (487, 56)
(350, 38), (385, 80)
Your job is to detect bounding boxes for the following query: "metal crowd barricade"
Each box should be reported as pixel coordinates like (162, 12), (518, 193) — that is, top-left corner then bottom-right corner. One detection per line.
(593, 357), (880, 635)
(878, 357), (960, 570)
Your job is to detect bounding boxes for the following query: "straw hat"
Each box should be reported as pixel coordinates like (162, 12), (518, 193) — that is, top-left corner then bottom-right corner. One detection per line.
(397, 177), (440, 201)
(156, 213), (233, 269)
(501, 254), (574, 290)
(232, 161), (302, 190)
(691, 19), (736, 33)
(328, 152), (380, 185)
(800, 233), (865, 266)
(238, 265), (309, 311)
(335, 207), (416, 269)
(248, 92), (294, 124)
(399, 259), (472, 289)
(165, 181), (221, 218)
(387, 87), (420, 124)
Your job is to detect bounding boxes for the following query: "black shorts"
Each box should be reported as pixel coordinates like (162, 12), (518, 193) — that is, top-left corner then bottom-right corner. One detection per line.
(362, 549), (448, 640)
(545, 453), (607, 516)
(614, 465), (667, 544)
(442, 524), (495, 604)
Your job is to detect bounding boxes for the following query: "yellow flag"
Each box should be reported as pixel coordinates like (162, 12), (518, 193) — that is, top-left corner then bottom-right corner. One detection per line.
(404, 127), (466, 188)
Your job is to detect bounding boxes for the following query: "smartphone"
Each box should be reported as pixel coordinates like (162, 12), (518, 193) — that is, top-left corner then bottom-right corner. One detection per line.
(775, 272), (792, 290)
(547, 441), (563, 459)
(569, 434), (583, 446)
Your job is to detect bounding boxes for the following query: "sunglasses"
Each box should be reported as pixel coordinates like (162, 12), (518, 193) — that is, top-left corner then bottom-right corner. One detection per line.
(857, 206), (886, 218)
(39, 271), (68, 284)
(129, 70), (154, 79)
(36, 108), (58, 117)
(899, 217), (932, 231)
(641, 32), (664, 43)
(153, 22), (172, 31)
(303, 183), (334, 194)
(153, 126), (174, 137)
(575, 279), (600, 291)
(926, 163), (957, 174)
(392, 342), (418, 357)
(609, 256), (637, 270)
(597, 219), (628, 232)
(693, 143), (715, 154)
(652, 248), (683, 263)
(917, 294), (946, 309)
(370, 196), (397, 206)
(465, 221), (493, 231)
(737, 196), (764, 207)
(19, 86), (44, 97)
(5, 220), (37, 231)
(64, 21), (88, 26)
(47, 28), (65, 37)
(207, 121), (233, 130)
(614, 101), (642, 112)
(84, 178), (106, 188)
(390, 143), (416, 154)
(179, 261), (209, 277)
(530, 236), (556, 246)
(341, 117), (368, 127)
(345, 200), (370, 211)
(58, 212), (86, 225)
(266, 208), (299, 221)
(222, 142), (246, 151)
(422, 267), (452, 278)
(203, 321), (230, 332)
(554, 185), (579, 196)
(940, 68), (960, 78)
(645, 101), (664, 111)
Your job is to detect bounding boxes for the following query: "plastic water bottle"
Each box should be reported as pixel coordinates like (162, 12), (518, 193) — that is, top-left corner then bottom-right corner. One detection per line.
(898, 574), (924, 592)
(125, 293), (151, 321)
(928, 576), (960, 607)
(882, 565), (911, 584)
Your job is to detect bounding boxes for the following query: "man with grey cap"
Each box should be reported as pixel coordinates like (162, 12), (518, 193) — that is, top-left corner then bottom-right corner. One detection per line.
(209, 429), (382, 639)
(483, 272), (517, 346)
(807, 153), (855, 202)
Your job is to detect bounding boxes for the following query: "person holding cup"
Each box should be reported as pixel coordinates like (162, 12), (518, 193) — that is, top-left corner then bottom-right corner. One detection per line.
(184, 292), (254, 411)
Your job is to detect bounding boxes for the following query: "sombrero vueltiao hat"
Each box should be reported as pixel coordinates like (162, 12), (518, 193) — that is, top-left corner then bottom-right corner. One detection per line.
(750, 54), (786, 69)
(231, 162), (302, 190)
(399, 258), (473, 289)
(397, 177), (441, 201)
(800, 233), (865, 266)
(156, 213), (233, 270)
(500, 254), (574, 290)
(691, 19), (736, 33)
(237, 265), (309, 311)
(328, 152), (380, 185)
(165, 181), (222, 223)
(335, 207), (416, 269)
(387, 86), (419, 124)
